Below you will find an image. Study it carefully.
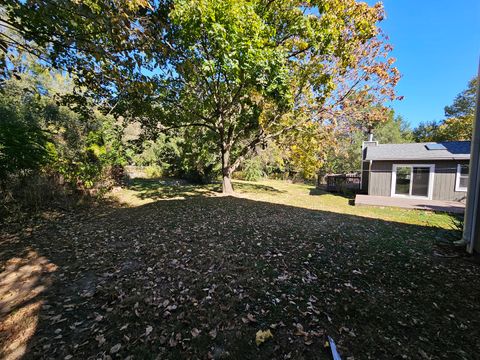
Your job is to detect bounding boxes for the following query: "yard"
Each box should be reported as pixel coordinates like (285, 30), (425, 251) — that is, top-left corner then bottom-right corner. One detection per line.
(1, 179), (479, 359)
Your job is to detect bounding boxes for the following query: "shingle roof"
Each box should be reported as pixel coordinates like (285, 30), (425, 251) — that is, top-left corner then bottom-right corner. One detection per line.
(365, 141), (471, 161)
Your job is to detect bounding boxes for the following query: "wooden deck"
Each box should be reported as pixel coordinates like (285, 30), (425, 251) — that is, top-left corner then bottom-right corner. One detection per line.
(355, 195), (465, 214)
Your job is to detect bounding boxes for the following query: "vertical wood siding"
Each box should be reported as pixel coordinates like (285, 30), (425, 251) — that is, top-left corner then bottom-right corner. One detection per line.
(368, 161), (392, 197)
(433, 161), (468, 201)
(368, 160), (469, 201)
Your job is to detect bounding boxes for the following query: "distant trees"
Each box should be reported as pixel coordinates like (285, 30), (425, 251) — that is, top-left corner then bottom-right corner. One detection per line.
(1, 0), (401, 194)
(234, 109), (412, 179)
(323, 111), (411, 175)
(412, 121), (441, 142)
(413, 76), (477, 142)
(0, 55), (129, 215)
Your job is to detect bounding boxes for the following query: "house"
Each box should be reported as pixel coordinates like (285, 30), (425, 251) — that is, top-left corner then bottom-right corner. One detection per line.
(361, 141), (471, 202)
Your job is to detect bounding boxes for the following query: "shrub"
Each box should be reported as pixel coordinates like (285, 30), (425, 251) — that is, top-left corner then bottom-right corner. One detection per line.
(242, 158), (264, 181)
(144, 165), (163, 178)
(0, 104), (50, 187)
(232, 171), (246, 180)
(0, 60), (132, 216)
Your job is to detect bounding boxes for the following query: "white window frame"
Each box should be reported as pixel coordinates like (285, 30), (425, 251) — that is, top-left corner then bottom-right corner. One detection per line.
(455, 163), (469, 192)
(391, 164), (435, 200)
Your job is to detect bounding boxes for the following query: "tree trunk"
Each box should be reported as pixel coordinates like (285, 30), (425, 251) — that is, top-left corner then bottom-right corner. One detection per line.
(221, 145), (234, 194)
(222, 173), (234, 194)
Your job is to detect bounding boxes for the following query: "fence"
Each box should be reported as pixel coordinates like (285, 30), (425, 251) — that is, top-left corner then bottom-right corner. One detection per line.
(324, 174), (361, 193)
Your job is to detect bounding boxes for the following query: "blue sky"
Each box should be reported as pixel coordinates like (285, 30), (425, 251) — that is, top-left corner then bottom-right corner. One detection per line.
(372, 0), (480, 127)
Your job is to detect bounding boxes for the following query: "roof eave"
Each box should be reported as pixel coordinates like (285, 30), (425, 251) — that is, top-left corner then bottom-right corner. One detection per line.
(366, 156), (470, 161)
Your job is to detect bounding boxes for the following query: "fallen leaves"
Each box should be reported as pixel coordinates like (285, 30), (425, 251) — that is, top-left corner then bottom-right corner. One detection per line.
(255, 329), (273, 346)
(109, 343), (121, 354)
(1, 183), (478, 359)
(145, 325), (153, 337)
(294, 323), (308, 337)
(95, 334), (106, 346)
(241, 313), (257, 324)
(208, 328), (217, 339)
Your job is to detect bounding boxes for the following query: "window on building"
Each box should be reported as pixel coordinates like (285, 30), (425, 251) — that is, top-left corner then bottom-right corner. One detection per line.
(455, 164), (469, 192)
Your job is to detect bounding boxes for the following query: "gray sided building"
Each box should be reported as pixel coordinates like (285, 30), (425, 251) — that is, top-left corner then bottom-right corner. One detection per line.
(362, 141), (471, 202)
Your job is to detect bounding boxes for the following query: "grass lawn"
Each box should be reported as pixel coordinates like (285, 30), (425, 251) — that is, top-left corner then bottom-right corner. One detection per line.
(1, 178), (479, 359)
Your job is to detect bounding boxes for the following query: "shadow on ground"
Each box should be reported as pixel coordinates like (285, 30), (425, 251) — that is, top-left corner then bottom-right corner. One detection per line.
(308, 187), (355, 199)
(124, 178), (285, 201)
(233, 181), (286, 194)
(308, 187), (357, 206)
(0, 193), (478, 359)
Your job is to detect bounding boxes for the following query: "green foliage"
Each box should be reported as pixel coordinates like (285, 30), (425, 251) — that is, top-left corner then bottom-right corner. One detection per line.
(1, 0), (156, 97)
(325, 130), (365, 175)
(2, 1), (402, 194)
(0, 56), (129, 198)
(375, 115), (413, 144)
(329, 113), (412, 174)
(48, 112), (128, 189)
(234, 141), (287, 180)
(413, 118), (472, 143)
(134, 134), (180, 170)
(144, 165), (163, 179)
(445, 77), (478, 119)
(450, 214), (465, 233)
(139, 0), (398, 191)
(127, 126), (222, 183)
(174, 128), (221, 184)
(3, 0), (400, 193)
(412, 121), (441, 142)
(283, 121), (336, 180)
(0, 100), (50, 185)
(233, 111), (411, 180)
(242, 158), (265, 181)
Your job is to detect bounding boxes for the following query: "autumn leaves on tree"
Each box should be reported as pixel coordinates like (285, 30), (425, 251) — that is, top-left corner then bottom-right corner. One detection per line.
(2, 0), (400, 193)
(152, 0), (400, 193)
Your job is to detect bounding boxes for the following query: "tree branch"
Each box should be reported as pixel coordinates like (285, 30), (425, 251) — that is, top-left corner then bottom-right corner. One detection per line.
(160, 122), (217, 132)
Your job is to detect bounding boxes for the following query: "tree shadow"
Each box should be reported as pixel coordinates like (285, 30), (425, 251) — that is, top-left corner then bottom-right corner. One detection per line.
(125, 178), (219, 200)
(308, 187), (356, 206)
(1, 195), (479, 359)
(0, 248), (56, 359)
(233, 181), (286, 194)
(124, 178), (285, 201)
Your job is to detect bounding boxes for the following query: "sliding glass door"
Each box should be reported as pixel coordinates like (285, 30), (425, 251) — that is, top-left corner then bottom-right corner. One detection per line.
(392, 165), (434, 199)
(394, 166), (411, 195)
(411, 167), (430, 197)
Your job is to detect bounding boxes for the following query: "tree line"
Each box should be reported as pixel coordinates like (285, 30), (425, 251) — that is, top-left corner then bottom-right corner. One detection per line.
(0, 0), (475, 214)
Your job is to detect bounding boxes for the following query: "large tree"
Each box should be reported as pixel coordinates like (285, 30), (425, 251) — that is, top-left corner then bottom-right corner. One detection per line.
(144, 0), (399, 193)
(1, 0), (158, 100)
(3, 0), (400, 193)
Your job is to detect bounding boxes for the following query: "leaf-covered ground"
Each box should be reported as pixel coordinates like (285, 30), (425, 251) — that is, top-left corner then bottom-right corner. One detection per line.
(1, 179), (479, 359)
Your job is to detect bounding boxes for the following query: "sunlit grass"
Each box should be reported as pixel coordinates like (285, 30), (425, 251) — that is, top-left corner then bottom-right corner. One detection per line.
(110, 178), (457, 229)
(234, 179), (456, 229)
